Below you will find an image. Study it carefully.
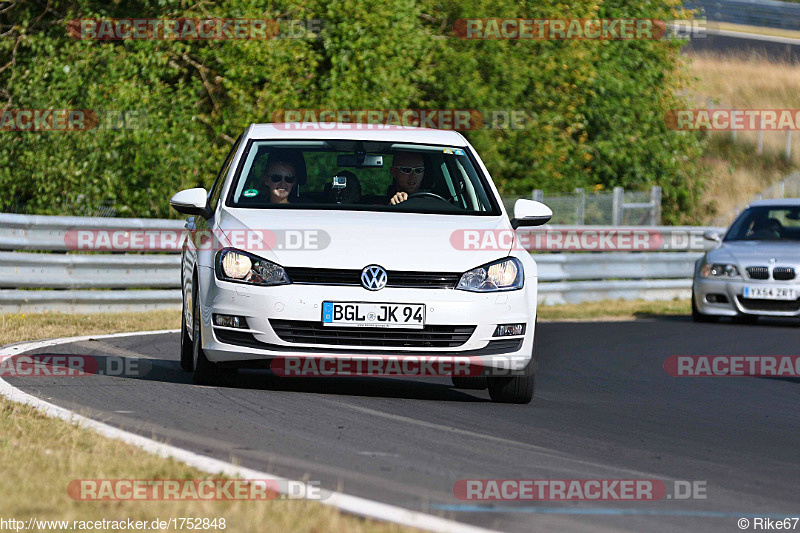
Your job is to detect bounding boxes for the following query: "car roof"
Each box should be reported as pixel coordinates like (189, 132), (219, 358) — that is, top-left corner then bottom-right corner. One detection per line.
(748, 198), (800, 208)
(247, 123), (469, 146)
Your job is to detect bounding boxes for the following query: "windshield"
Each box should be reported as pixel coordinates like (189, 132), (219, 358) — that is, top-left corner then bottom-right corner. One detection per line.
(724, 205), (800, 242)
(224, 140), (500, 215)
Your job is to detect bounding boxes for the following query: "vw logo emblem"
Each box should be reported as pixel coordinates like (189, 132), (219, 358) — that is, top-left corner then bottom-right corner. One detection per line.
(361, 265), (388, 291)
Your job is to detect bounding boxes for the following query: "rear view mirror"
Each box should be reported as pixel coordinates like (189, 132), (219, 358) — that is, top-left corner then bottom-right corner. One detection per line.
(170, 188), (211, 218)
(511, 199), (553, 229)
(703, 230), (721, 243)
(337, 154), (384, 168)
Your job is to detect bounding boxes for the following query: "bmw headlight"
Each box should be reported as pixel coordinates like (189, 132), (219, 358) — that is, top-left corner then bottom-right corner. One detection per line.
(215, 249), (290, 286)
(700, 263), (740, 278)
(457, 257), (523, 292)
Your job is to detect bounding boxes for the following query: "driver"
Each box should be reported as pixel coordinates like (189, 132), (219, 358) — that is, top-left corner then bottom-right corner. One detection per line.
(388, 152), (425, 205)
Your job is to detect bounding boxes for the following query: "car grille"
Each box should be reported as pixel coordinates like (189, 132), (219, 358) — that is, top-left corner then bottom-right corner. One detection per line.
(746, 266), (769, 280)
(283, 267), (461, 289)
(214, 327), (520, 355)
(773, 267), (796, 281)
(269, 320), (475, 347)
(736, 296), (800, 313)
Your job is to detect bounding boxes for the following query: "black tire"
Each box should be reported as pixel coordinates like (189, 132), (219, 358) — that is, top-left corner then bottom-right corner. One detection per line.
(487, 332), (538, 404)
(451, 376), (488, 390)
(191, 277), (236, 385)
(179, 288), (193, 371)
(691, 290), (718, 323)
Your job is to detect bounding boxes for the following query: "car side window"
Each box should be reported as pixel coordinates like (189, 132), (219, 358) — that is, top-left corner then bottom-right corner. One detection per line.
(208, 136), (241, 212)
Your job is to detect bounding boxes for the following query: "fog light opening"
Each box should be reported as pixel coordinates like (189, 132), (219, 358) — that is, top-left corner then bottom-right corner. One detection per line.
(494, 323), (526, 337)
(705, 294), (729, 304)
(213, 314), (247, 328)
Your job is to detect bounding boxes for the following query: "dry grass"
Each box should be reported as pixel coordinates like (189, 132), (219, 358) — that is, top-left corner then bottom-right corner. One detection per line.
(0, 398), (417, 533)
(0, 310), (182, 346)
(687, 52), (800, 224)
(538, 298), (691, 321)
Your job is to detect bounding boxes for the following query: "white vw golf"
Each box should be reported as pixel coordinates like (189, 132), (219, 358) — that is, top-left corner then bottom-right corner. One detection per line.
(170, 124), (552, 403)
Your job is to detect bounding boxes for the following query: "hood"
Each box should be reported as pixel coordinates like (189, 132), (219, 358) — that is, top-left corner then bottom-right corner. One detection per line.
(217, 207), (515, 272)
(708, 240), (800, 265)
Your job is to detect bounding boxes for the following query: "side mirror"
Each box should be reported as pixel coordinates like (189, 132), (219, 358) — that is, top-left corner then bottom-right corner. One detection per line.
(511, 199), (553, 229)
(170, 188), (211, 218)
(703, 230), (721, 243)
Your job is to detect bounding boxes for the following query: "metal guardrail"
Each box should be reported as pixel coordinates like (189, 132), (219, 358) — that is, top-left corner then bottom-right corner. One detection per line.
(0, 213), (184, 251)
(0, 213), (718, 313)
(686, 0), (800, 30)
(0, 252), (180, 289)
(536, 252), (701, 282)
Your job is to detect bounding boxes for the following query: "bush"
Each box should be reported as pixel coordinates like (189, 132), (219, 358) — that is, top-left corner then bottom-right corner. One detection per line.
(0, 0), (704, 223)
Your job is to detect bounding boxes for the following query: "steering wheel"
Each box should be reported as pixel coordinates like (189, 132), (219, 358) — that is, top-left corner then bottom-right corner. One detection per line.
(405, 192), (450, 203)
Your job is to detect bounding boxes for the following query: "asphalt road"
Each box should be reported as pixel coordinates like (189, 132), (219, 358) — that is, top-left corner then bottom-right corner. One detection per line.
(6, 317), (800, 532)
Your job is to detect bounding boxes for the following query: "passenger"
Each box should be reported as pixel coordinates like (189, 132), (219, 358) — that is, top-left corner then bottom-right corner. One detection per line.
(262, 160), (297, 204)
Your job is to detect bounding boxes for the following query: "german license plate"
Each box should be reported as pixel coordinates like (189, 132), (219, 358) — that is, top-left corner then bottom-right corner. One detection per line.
(322, 302), (425, 328)
(742, 286), (797, 300)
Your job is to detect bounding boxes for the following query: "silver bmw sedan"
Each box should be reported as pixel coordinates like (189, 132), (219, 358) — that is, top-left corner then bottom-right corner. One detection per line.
(692, 199), (800, 322)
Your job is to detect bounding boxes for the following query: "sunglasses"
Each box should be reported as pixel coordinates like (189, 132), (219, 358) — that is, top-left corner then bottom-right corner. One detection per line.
(396, 166), (425, 175)
(269, 174), (295, 183)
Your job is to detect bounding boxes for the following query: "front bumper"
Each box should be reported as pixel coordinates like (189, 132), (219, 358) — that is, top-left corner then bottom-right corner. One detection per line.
(693, 277), (800, 317)
(197, 267), (538, 372)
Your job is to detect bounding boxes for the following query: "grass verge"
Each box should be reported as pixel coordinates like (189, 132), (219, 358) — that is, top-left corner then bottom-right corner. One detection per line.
(537, 298), (691, 321)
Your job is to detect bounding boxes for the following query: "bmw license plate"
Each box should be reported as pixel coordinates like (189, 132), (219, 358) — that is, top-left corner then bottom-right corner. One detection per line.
(742, 286), (797, 300)
(322, 302), (425, 328)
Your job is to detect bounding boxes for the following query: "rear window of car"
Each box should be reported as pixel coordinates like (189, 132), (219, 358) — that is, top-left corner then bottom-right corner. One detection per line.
(224, 140), (501, 216)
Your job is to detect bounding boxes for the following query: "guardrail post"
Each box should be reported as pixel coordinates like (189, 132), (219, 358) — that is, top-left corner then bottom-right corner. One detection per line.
(785, 129), (792, 161)
(574, 187), (585, 225)
(650, 186), (662, 226)
(612, 187), (624, 226)
(532, 189), (544, 202)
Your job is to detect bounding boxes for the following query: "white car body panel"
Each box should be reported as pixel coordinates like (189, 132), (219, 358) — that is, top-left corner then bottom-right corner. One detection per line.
(180, 124), (541, 372)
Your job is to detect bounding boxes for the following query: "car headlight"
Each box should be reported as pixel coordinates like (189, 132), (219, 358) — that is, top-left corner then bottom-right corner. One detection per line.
(457, 257), (523, 292)
(700, 263), (740, 278)
(215, 249), (290, 286)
